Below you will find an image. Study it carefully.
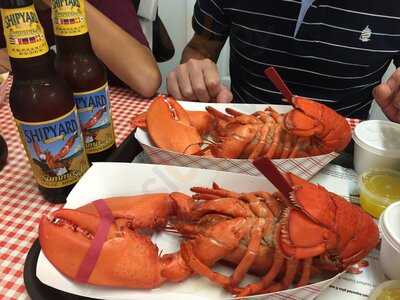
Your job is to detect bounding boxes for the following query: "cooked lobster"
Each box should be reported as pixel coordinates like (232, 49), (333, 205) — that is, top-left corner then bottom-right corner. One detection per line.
(132, 68), (351, 159)
(39, 158), (378, 297)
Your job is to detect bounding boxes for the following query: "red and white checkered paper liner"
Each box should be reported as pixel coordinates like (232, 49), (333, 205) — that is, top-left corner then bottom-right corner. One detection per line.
(135, 102), (359, 180)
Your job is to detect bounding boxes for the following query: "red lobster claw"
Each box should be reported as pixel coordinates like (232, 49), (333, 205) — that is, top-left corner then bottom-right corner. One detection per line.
(146, 95), (203, 154)
(39, 194), (194, 288)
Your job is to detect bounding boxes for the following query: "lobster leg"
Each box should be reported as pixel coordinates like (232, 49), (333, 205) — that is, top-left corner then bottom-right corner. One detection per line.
(191, 186), (239, 200)
(266, 259), (299, 292)
(296, 258), (312, 287)
(280, 131), (294, 159)
(236, 249), (285, 297)
(265, 125), (284, 158)
(191, 197), (254, 220)
(248, 119), (275, 159)
(288, 137), (309, 158)
(181, 242), (231, 286)
(180, 217), (256, 285)
(225, 107), (245, 117)
(239, 192), (282, 218)
(229, 218), (265, 288)
(210, 125), (258, 158)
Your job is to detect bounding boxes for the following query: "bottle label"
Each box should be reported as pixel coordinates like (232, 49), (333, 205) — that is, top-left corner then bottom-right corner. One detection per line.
(15, 108), (90, 189)
(1, 5), (49, 58)
(52, 0), (88, 36)
(74, 83), (115, 154)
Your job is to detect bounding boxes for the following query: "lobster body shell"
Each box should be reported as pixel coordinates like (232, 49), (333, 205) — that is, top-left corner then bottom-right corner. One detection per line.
(132, 96), (351, 159)
(39, 169), (378, 296)
(206, 96), (352, 159)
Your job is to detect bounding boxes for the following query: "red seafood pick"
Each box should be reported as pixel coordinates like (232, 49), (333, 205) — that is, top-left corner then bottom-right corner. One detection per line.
(264, 67), (294, 104)
(253, 157), (293, 199)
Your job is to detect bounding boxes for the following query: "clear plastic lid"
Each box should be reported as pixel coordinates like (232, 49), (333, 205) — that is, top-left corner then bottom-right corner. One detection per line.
(353, 120), (400, 158)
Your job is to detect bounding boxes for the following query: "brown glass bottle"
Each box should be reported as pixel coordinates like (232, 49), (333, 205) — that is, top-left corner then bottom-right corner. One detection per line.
(0, 133), (7, 172)
(1, 0), (90, 203)
(51, 0), (116, 163)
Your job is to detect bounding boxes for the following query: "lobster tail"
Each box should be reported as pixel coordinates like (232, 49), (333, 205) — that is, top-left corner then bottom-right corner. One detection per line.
(286, 96), (352, 154)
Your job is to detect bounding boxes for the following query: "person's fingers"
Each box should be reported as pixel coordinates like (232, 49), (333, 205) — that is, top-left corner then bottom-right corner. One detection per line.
(216, 85), (233, 103)
(176, 64), (196, 101)
(384, 70), (400, 109)
(373, 83), (399, 122)
(393, 90), (400, 110)
(373, 83), (394, 110)
(186, 59), (210, 102)
(386, 68), (400, 91)
(202, 59), (221, 99)
(166, 70), (183, 99)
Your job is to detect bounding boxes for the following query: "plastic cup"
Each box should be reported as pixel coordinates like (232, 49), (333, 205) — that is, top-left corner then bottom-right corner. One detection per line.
(359, 169), (400, 218)
(353, 120), (400, 175)
(368, 280), (400, 299)
(379, 202), (400, 280)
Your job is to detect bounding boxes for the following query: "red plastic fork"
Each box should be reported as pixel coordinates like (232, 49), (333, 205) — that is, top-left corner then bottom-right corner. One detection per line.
(264, 67), (294, 104)
(253, 157), (293, 199)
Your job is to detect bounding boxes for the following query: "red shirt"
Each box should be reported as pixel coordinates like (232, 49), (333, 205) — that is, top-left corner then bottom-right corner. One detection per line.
(0, 0), (149, 87)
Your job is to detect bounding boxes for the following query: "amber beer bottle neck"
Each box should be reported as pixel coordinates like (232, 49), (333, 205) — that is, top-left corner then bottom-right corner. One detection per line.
(1, 0), (54, 80)
(55, 33), (94, 55)
(10, 51), (57, 80)
(52, 0), (94, 55)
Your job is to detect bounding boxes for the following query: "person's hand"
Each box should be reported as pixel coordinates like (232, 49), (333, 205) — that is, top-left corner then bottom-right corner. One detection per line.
(373, 68), (400, 123)
(167, 58), (233, 103)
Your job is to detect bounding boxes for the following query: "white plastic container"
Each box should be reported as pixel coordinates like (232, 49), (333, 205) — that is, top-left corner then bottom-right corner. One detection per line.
(353, 120), (400, 174)
(379, 201), (400, 280)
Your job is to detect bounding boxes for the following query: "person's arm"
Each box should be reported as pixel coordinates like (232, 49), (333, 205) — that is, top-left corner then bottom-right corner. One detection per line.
(40, 0), (161, 97)
(181, 32), (224, 63)
(85, 2), (161, 97)
(0, 49), (10, 73)
(167, 33), (231, 102)
(167, 0), (232, 103)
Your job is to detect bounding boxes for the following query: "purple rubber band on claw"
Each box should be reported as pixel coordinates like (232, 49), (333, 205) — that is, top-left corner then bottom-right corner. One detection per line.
(75, 199), (114, 283)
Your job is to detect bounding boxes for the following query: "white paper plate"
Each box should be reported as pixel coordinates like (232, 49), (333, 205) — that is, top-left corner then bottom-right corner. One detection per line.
(36, 162), (342, 300)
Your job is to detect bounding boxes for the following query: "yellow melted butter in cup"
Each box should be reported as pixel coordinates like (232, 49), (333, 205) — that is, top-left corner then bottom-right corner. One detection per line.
(376, 288), (400, 300)
(360, 169), (400, 218)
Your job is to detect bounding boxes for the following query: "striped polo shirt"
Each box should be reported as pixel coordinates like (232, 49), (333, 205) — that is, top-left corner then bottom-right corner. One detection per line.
(192, 0), (400, 119)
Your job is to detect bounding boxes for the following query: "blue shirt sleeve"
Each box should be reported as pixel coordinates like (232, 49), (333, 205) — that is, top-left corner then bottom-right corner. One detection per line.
(192, 0), (230, 41)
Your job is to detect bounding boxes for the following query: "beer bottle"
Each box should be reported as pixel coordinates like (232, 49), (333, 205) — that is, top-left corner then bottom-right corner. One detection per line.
(51, 0), (116, 163)
(1, 0), (90, 203)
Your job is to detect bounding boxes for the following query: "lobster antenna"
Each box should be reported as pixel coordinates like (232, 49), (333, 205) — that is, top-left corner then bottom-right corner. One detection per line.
(182, 142), (204, 155)
(264, 67), (294, 104)
(252, 157), (293, 199)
